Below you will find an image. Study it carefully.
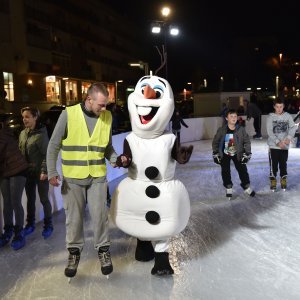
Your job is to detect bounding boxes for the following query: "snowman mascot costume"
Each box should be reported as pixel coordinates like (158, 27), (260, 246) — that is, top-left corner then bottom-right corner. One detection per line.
(112, 75), (193, 275)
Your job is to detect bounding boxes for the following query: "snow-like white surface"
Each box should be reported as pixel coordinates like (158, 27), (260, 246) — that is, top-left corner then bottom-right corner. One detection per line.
(1, 139), (300, 300)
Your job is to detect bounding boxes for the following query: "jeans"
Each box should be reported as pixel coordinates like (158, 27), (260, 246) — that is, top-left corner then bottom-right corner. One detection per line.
(25, 176), (52, 224)
(0, 175), (26, 228)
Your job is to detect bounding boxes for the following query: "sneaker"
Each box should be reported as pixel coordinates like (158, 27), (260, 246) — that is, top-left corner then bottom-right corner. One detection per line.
(226, 188), (233, 198)
(42, 225), (53, 239)
(24, 223), (35, 236)
(270, 177), (277, 191)
(280, 176), (287, 190)
(11, 230), (26, 251)
(65, 248), (81, 278)
(98, 246), (113, 275)
(244, 187), (255, 197)
(0, 226), (13, 248)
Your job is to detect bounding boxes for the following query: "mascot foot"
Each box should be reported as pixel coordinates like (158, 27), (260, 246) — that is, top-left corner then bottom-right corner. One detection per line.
(135, 239), (154, 261)
(151, 252), (174, 276)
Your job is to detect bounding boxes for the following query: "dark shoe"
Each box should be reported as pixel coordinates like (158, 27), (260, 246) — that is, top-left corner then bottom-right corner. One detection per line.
(0, 226), (13, 248)
(135, 239), (154, 261)
(98, 246), (113, 275)
(11, 226), (25, 250)
(226, 188), (233, 199)
(65, 248), (81, 278)
(24, 223), (35, 236)
(151, 252), (174, 276)
(42, 225), (53, 239)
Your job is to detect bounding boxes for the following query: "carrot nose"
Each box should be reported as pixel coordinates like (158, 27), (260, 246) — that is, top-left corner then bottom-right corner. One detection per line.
(143, 85), (156, 99)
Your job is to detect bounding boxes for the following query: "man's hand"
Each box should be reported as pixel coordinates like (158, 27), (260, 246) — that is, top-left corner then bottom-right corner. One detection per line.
(277, 141), (287, 149)
(49, 175), (61, 187)
(284, 138), (291, 145)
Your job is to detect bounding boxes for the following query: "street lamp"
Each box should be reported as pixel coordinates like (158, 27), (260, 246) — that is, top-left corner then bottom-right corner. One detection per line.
(151, 6), (179, 79)
(129, 61), (149, 75)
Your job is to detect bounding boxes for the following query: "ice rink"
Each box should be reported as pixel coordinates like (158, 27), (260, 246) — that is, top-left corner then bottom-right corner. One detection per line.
(1, 139), (300, 300)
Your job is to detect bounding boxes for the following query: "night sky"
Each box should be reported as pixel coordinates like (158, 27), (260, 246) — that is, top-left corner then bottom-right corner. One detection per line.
(102, 0), (300, 91)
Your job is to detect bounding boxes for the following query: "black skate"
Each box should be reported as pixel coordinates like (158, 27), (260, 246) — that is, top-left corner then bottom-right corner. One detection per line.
(151, 252), (174, 276)
(65, 248), (80, 282)
(135, 239), (154, 262)
(98, 246), (113, 278)
(226, 188), (233, 200)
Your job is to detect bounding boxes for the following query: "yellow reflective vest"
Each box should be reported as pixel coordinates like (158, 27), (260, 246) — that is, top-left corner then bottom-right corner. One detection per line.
(61, 104), (112, 178)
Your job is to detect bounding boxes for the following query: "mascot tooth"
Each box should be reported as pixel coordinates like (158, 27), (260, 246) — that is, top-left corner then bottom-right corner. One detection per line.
(111, 75), (193, 276)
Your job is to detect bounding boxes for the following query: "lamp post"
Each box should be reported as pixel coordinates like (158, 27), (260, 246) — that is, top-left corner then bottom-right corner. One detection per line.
(151, 6), (179, 79)
(115, 80), (123, 105)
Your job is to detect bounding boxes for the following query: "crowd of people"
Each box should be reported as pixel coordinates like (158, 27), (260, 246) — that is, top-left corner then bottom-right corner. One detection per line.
(0, 83), (299, 280)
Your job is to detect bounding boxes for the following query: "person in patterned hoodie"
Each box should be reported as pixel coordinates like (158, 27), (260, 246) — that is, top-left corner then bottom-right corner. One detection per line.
(266, 98), (296, 191)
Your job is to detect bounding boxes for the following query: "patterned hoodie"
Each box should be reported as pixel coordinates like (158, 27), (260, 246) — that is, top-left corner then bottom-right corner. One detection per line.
(266, 112), (296, 149)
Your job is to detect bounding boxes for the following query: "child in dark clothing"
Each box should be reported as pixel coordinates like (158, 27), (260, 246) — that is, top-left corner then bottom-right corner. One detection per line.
(212, 109), (255, 199)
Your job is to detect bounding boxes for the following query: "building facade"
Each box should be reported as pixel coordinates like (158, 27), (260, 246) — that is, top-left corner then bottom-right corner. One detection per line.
(0, 0), (147, 113)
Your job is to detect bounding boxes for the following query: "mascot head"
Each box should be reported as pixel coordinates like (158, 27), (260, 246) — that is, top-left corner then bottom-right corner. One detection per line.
(128, 75), (174, 139)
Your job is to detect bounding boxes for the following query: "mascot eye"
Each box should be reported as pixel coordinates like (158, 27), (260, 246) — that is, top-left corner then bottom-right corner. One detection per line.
(154, 88), (164, 99)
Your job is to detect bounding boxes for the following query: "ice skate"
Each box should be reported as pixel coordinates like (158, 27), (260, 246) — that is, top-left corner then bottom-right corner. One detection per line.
(98, 246), (113, 279)
(23, 223), (35, 236)
(280, 176), (287, 191)
(270, 177), (277, 192)
(135, 239), (154, 262)
(151, 252), (174, 276)
(0, 226), (13, 248)
(11, 227), (25, 251)
(42, 225), (53, 239)
(65, 248), (81, 283)
(244, 187), (255, 197)
(226, 188), (233, 200)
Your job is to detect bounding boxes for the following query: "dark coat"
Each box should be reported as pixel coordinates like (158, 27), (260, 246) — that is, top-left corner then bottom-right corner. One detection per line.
(212, 124), (251, 161)
(0, 128), (28, 177)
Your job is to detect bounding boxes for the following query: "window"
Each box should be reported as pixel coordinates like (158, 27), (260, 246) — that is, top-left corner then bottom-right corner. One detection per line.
(65, 80), (77, 104)
(46, 76), (61, 103)
(3, 72), (14, 101)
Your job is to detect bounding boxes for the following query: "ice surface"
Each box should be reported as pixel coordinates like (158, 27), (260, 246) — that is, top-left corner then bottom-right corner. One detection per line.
(1, 139), (300, 300)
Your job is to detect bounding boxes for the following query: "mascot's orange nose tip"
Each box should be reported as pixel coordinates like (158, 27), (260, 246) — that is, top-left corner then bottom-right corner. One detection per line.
(143, 85), (156, 99)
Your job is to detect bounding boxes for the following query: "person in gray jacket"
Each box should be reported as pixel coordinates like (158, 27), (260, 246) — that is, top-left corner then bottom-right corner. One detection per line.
(212, 109), (255, 199)
(19, 107), (53, 238)
(266, 98), (296, 191)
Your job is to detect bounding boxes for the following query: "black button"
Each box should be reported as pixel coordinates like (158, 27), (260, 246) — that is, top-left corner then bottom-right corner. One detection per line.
(145, 211), (160, 224)
(145, 166), (159, 179)
(145, 185), (160, 198)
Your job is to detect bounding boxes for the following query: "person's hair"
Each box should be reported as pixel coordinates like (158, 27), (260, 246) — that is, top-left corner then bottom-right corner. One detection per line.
(226, 109), (237, 117)
(21, 106), (40, 118)
(87, 83), (109, 98)
(273, 97), (284, 106)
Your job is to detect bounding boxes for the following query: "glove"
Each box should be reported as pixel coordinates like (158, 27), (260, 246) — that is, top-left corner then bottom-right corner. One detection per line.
(213, 153), (221, 165)
(241, 153), (251, 164)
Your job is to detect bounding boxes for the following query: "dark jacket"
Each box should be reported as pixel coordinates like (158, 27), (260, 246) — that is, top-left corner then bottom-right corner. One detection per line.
(172, 114), (188, 131)
(0, 127), (28, 177)
(19, 124), (49, 177)
(212, 124), (251, 161)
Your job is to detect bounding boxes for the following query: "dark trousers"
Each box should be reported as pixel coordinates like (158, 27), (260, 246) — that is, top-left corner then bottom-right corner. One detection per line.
(221, 154), (250, 189)
(253, 116), (261, 136)
(25, 176), (52, 224)
(269, 148), (288, 178)
(0, 175), (26, 228)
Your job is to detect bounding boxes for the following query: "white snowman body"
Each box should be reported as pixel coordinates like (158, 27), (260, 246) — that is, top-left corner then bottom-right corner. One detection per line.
(111, 75), (190, 242)
(111, 132), (190, 240)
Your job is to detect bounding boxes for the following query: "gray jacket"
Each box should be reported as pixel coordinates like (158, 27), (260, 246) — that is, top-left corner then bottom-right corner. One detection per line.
(212, 124), (251, 161)
(266, 112), (296, 149)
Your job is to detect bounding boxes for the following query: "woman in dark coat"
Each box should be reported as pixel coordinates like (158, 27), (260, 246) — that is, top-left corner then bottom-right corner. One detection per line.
(0, 126), (28, 250)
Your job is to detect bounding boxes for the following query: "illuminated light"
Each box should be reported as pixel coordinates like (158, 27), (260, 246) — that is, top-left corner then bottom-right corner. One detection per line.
(161, 7), (170, 17)
(256, 87), (261, 90)
(152, 26), (161, 34)
(220, 76), (224, 80)
(27, 79), (33, 85)
(63, 77), (69, 80)
(246, 88), (252, 91)
(204, 79), (207, 87)
(169, 26), (179, 36)
(46, 75), (56, 82)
